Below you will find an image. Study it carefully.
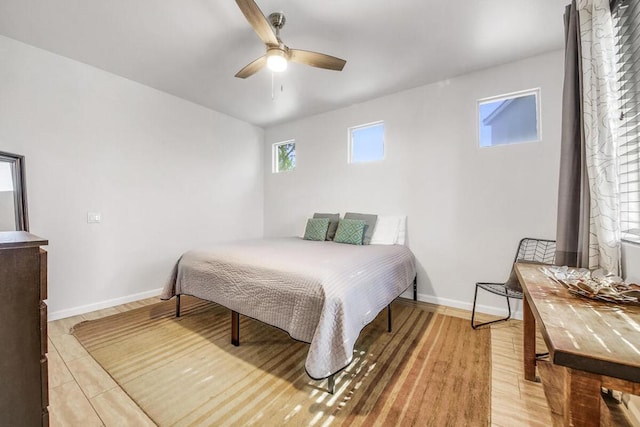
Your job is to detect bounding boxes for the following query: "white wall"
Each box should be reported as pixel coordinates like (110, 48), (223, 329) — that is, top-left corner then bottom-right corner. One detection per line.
(622, 243), (640, 282)
(0, 35), (264, 319)
(264, 50), (564, 315)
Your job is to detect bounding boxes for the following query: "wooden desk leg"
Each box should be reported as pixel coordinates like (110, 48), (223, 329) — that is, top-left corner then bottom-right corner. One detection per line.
(564, 369), (601, 427)
(523, 296), (536, 381)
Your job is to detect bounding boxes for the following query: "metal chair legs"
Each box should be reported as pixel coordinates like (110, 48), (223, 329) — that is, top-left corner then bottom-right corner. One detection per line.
(470, 284), (513, 329)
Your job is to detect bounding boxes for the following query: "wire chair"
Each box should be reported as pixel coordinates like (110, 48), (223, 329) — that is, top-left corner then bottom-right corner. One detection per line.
(471, 237), (556, 329)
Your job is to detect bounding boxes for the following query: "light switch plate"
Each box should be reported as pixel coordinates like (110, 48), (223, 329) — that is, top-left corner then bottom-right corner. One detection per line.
(87, 212), (102, 223)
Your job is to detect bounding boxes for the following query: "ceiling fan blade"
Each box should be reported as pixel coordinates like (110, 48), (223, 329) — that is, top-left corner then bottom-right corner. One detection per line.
(235, 0), (278, 46)
(289, 49), (346, 71)
(235, 55), (267, 78)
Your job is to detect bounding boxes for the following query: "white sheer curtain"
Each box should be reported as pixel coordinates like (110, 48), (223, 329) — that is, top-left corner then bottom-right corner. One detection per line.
(578, 0), (621, 274)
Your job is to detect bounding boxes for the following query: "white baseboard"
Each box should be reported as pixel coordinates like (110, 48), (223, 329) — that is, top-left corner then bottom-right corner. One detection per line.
(52, 288), (519, 322)
(400, 290), (523, 320)
(47, 288), (163, 321)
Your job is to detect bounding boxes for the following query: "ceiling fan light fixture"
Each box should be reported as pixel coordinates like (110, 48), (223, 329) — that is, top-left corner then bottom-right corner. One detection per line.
(266, 49), (288, 72)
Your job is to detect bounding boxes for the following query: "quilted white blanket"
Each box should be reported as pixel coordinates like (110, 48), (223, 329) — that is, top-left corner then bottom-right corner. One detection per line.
(161, 237), (416, 379)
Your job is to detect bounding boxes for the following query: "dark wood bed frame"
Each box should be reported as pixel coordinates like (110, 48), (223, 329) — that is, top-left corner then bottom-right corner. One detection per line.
(174, 275), (418, 394)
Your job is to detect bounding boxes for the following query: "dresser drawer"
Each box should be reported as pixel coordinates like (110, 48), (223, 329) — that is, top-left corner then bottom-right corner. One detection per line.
(40, 249), (48, 300)
(40, 302), (48, 356)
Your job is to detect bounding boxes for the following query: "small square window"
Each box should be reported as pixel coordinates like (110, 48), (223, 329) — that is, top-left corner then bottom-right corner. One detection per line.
(272, 140), (296, 173)
(478, 89), (540, 147)
(349, 122), (384, 163)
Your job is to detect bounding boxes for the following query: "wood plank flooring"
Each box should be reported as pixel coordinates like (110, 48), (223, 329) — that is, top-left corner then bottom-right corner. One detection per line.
(48, 297), (551, 426)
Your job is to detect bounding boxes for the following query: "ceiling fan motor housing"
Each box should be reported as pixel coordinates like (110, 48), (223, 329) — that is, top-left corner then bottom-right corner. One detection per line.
(267, 44), (289, 57)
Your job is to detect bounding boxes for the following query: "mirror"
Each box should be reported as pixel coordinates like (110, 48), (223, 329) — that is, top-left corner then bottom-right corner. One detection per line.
(0, 151), (28, 232)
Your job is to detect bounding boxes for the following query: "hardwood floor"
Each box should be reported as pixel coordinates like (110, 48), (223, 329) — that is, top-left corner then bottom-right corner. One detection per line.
(47, 297), (551, 426)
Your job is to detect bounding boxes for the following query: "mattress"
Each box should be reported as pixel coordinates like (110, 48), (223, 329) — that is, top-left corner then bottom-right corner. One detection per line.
(161, 237), (416, 379)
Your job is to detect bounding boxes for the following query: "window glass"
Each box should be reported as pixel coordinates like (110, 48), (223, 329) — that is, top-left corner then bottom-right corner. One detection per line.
(349, 122), (384, 163)
(272, 140), (295, 173)
(478, 89), (540, 147)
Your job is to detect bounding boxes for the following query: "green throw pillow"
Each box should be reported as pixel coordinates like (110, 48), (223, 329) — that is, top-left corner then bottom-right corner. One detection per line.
(313, 213), (340, 240)
(303, 218), (330, 241)
(334, 219), (366, 245)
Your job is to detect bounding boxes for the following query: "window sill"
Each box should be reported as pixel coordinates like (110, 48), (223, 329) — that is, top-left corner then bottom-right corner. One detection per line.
(622, 236), (640, 246)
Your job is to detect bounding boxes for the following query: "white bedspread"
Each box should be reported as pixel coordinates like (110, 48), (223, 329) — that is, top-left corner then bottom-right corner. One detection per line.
(161, 237), (416, 379)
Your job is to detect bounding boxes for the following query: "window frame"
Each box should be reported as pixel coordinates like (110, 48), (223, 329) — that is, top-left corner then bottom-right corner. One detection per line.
(272, 140), (296, 174)
(613, 0), (640, 243)
(476, 88), (542, 148)
(348, 121), (385, 164)
(0, 151), (28, 231)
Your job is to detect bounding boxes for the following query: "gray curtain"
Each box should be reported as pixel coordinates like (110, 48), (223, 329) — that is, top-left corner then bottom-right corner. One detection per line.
(556, 1), (590, 267)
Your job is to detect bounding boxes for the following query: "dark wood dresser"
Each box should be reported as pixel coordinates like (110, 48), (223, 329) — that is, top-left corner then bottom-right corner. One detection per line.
(0, 232), (49, 426)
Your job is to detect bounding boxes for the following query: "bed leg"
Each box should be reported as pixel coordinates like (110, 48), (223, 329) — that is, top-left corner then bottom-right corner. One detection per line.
(413, 275), (417, 301)
(387, 304), (392, 333)
(328, 374), (335, 394)
(175, 294), (181, 318)
(231, 310), (240, 347)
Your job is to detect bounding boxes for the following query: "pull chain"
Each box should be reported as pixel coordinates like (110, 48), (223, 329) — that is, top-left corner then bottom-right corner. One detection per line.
(271, 72), (275, 100)
(271, 73), (284, 101)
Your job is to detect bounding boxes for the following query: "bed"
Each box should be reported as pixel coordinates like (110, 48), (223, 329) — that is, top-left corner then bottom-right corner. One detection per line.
(161, 236), (416, 388)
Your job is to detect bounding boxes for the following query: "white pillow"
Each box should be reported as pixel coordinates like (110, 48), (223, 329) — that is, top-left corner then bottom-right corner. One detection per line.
(371, 215), (406, 245)
(395, 216), (407, 245)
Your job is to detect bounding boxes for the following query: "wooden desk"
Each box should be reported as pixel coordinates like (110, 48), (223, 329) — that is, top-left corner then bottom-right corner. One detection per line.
(515, 263), (640, 426)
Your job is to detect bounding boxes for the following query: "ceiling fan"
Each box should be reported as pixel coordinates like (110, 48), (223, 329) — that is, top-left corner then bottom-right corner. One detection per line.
(234, 0), (347, 78)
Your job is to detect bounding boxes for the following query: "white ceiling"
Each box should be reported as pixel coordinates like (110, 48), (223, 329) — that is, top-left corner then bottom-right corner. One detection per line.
(0, 1), (567, 128)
